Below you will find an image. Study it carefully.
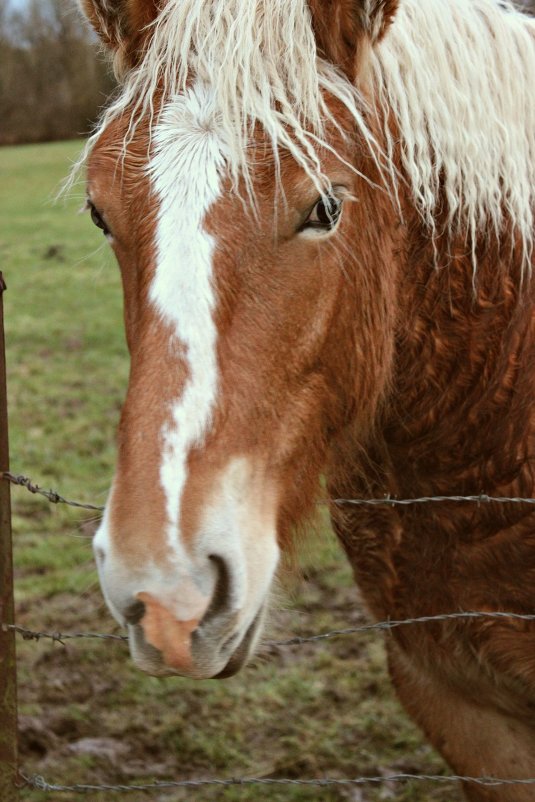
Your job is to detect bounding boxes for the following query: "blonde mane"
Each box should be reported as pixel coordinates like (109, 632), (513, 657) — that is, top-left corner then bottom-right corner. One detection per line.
(80, 0), (535, 261)
(373, 0), (535, 261)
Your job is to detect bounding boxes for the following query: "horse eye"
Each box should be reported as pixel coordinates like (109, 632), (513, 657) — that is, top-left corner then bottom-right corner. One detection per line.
(301, 195), (343, 233)
(88, 201), (111, 237)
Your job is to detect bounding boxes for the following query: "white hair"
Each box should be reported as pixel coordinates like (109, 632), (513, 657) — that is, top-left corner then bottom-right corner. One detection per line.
(78, 0), (535, 263)
(373, 0), (535, 264)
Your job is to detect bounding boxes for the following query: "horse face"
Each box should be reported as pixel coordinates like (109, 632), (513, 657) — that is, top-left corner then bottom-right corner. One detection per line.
(82, 0), (399, 679)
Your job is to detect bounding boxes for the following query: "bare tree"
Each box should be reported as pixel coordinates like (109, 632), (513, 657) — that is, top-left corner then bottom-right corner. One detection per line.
(0, 0), (115, 144)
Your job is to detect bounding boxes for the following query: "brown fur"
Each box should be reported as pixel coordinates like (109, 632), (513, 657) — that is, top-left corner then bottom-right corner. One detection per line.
(81, 1), (535, 797)
(327, 165), (535, 797)
(309, 0), (399, 76)
(80, 0), (160, 71)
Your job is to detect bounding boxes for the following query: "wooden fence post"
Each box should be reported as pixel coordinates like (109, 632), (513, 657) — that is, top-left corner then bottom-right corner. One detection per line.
(0, 273), (19, 801)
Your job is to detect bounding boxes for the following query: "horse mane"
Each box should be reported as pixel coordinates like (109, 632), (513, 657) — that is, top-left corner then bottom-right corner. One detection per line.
(373, 0), (535, 263)
(78, 0), (535, 263)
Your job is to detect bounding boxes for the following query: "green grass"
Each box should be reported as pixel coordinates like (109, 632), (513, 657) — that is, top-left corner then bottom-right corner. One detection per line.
(0, 140), (458, 802)
(1, 139), (127, 600)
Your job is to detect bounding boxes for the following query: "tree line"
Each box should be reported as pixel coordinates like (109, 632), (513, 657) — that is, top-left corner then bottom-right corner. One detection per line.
(0, 0), (115, 145)
(0, 0), (534, 147)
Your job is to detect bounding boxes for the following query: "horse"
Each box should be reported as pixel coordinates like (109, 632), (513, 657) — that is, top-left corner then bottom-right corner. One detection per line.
(77, 0), (535, 798)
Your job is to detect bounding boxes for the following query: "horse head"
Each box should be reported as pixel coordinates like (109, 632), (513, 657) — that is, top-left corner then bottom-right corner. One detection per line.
(79, 0), (401, 678)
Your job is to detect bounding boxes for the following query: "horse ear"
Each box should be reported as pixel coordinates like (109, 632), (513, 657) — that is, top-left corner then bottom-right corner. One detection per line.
(79, 0), (160, 73)
(309, 0), (399, 78)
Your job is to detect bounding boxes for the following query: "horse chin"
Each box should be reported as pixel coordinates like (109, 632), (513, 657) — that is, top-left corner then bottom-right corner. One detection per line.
(212, 608), (265, 679)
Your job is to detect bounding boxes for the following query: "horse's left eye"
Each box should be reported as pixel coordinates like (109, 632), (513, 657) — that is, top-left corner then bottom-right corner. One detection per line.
(301, 195), (343, 233)
(88, 201), (111, 237)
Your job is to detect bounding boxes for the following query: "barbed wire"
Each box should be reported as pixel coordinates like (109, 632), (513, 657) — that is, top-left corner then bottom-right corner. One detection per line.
(5, 611), (535, 648)
(2, 471), (104, 511)
(4, 624), (127, 644)
(21, 771), (535, 793)
(6, 470), (535, 513)
(334, 493), (535, 506)
(266, 610), (535, 646)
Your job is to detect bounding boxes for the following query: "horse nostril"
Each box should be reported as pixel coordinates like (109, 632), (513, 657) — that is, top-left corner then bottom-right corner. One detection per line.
(124, 599), (146, 626)
(203, 555), (232, 623)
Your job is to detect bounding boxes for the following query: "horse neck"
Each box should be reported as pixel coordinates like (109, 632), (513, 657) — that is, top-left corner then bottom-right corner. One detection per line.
(328, 178), (535, 505)
(386, 210), (535, 499)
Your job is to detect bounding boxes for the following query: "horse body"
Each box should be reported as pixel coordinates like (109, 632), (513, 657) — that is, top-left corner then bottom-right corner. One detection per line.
(78, 0), (535, 796)
(329, 199), (535, 798)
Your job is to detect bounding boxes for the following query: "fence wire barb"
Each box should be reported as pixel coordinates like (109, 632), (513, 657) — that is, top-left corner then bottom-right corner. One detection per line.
(7, 470), (535, 513)
(333, 493), (535, 506)
(21, 771), (535, 794)
(5, 611), (535, 649)
(2, 471), (104, 511)
(265, 611), (535, 647)
(3, 624), (127, 644)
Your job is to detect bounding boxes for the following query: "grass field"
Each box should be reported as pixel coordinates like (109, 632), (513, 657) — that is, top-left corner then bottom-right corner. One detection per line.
(0, 140), (459, 802)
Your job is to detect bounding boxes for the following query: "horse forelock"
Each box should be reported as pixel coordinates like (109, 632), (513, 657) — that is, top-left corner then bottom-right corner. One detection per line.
(77, 0), (535, 266)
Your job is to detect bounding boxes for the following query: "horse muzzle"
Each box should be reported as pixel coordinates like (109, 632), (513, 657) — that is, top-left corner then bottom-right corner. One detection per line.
(93, 472), (280, 679)
(126, 588), (266, 679)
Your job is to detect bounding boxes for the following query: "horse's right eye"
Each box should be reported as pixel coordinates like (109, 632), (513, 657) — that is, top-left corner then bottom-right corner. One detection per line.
(88, 201), (111, 237)
(300, 194), (343, 234)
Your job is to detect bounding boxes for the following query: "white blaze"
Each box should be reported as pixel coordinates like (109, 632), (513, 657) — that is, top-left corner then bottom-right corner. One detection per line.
(94, 84), (281, 641)
(149, 85), (225, 551)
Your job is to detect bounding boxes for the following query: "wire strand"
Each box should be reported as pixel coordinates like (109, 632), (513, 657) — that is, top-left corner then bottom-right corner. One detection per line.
(22, 771), (535, 793)
(6, 470), (535, 513)
(5, 611), (535, 648)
